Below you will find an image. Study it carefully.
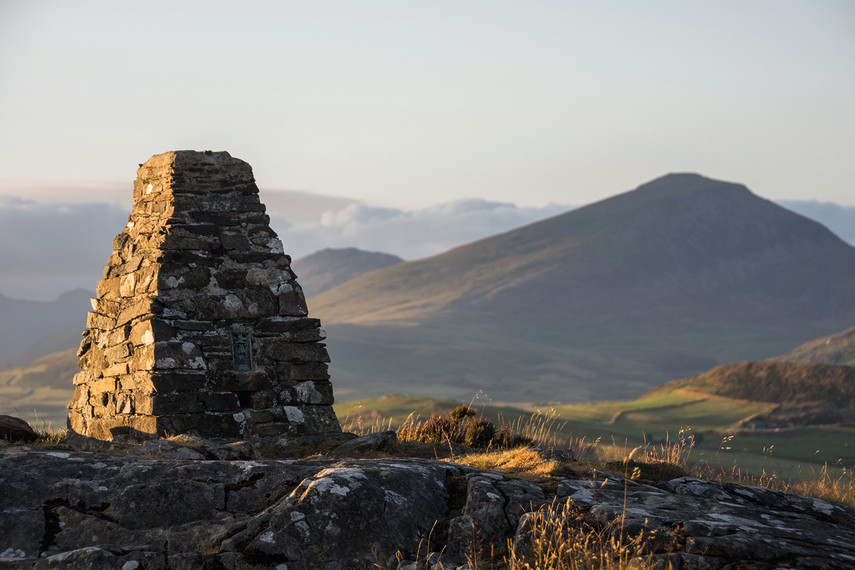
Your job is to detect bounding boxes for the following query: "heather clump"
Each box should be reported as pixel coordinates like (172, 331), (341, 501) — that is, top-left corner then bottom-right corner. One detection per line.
(399, 404), (533, 450)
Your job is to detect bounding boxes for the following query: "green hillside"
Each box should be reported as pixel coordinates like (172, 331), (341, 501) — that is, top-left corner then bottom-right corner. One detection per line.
(334, 392), (855, 482)
(0, 348), (77, 428)
(775, 326), (855, 366)
(648, 361), (855, 403)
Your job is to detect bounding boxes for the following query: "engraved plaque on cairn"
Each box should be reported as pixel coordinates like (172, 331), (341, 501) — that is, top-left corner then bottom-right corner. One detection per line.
(67, 150), (342, 441)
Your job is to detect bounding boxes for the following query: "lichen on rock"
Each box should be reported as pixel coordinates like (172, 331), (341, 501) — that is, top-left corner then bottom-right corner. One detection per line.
(1, 447), (854, 569)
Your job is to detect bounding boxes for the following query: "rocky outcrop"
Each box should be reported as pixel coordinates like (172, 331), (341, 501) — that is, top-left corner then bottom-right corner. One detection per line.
(0, 416), (37, 443)
(68, 151), (341, 442)
(1, 448), (854, 569)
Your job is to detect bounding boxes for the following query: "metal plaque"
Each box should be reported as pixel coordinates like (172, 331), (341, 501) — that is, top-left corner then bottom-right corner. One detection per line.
(230, 332), (253, 371)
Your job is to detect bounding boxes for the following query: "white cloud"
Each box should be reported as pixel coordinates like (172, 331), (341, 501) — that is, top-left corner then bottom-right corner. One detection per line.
(275, 199), (573, 261)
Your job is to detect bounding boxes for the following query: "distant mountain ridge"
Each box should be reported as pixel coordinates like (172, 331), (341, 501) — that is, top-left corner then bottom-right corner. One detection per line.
(293, 248), (404, 298)
(309, 173), (855, 402)
(0, 289), (90, 366)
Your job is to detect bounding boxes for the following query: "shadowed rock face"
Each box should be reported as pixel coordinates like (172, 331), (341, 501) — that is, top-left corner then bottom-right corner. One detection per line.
(67, 151), (341, 442)
(0, 449), (854, 569)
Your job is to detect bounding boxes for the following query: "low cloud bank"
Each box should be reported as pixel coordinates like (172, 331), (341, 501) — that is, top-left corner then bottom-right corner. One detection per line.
(274, 199), (572, 260)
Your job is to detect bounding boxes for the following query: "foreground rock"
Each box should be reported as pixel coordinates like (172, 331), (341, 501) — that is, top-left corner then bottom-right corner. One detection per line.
(0, 416), (37, 443)
(1, 448), (854, 569)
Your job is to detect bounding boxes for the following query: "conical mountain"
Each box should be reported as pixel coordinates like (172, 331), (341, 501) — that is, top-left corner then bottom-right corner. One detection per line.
(309, 173), (855, 402)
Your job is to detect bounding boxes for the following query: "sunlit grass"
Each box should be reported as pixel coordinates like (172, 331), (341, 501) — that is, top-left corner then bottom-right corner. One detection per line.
(505, 498), (671, 570)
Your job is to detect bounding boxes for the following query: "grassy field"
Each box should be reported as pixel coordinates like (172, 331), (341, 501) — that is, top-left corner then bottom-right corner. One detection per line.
(0, 348), (76, 430)
(335, 392), (855, 483)
(6, 358), (854, 487)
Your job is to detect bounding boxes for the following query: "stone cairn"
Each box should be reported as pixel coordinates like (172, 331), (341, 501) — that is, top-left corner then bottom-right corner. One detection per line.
(68, 150), (342, 442)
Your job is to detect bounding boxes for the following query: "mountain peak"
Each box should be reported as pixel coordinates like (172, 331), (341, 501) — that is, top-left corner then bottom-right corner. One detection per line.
(631, 172), (752, 199)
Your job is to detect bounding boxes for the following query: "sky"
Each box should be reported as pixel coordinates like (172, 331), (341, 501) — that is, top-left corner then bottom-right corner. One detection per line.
(1, 0), (853, 209)
(1, 1), (854, 301)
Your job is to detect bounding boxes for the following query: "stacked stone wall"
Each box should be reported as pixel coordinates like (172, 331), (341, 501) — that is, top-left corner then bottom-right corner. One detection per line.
(68, 150), (341, 441)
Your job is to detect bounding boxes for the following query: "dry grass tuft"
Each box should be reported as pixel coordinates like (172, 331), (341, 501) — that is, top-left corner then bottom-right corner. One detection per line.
(690, 462), (855, 507)
(455, 448), (579, 483)
(505, 498), (669, 570)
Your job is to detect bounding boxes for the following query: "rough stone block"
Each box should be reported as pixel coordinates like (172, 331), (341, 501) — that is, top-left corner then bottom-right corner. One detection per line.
(102, 362), (130, 377)
(279, 380), (334, 405)
(265, 341), (330, 363)
(249, 422), (292, 437)
(96, 277), (123, 300)
(69, 385), (89, 410)
(157, 413), (241, 439)
(116, 297), (162, 327)
(203, 392), (241, 412)
(246, 390), (276, 409)
(104, 343), (131, 362)
(116, 393), (134, 415)
(277, 290), (309, 316)
(91, 377), (117, 394)
(152, 340), (206, 371)
(87, 311), (116, 331)
(275, 361), (331, 381)
(220, 233), (251, 250)
(105, 326), (131, 348)
(255, 317), (321, 333)
(132, 343), (156, 371)
(129, 318), (174, 346)
(150, 372), (207, 393)
(152, 392), (204, 415)
(72, 370), (95, 386)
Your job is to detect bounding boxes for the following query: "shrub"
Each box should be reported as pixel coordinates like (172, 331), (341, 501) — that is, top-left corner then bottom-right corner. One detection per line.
(450, 404), (475, 424)
(493, 425), (534, 449)
(396, 405), (540, 450)
(464, 418), (495, 448)
(420, 413), (457, 443)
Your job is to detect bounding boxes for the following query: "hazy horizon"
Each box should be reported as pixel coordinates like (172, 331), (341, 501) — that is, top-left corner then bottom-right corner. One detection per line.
(2, 174), (854, 302)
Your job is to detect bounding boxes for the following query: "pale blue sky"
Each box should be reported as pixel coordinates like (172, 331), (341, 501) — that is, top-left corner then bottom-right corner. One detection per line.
(1, 1), (853, 208)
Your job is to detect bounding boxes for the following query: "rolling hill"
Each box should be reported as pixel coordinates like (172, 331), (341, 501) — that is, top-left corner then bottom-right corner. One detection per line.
(643, 360), (855, 429)
(292, 248), (404, 298)
(774, 326), (855, 366)
(310, 173), (855, 403)
(647, 361), (855, 404)
(0, 289), (90, 367)
(0, 348), (78, 427)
